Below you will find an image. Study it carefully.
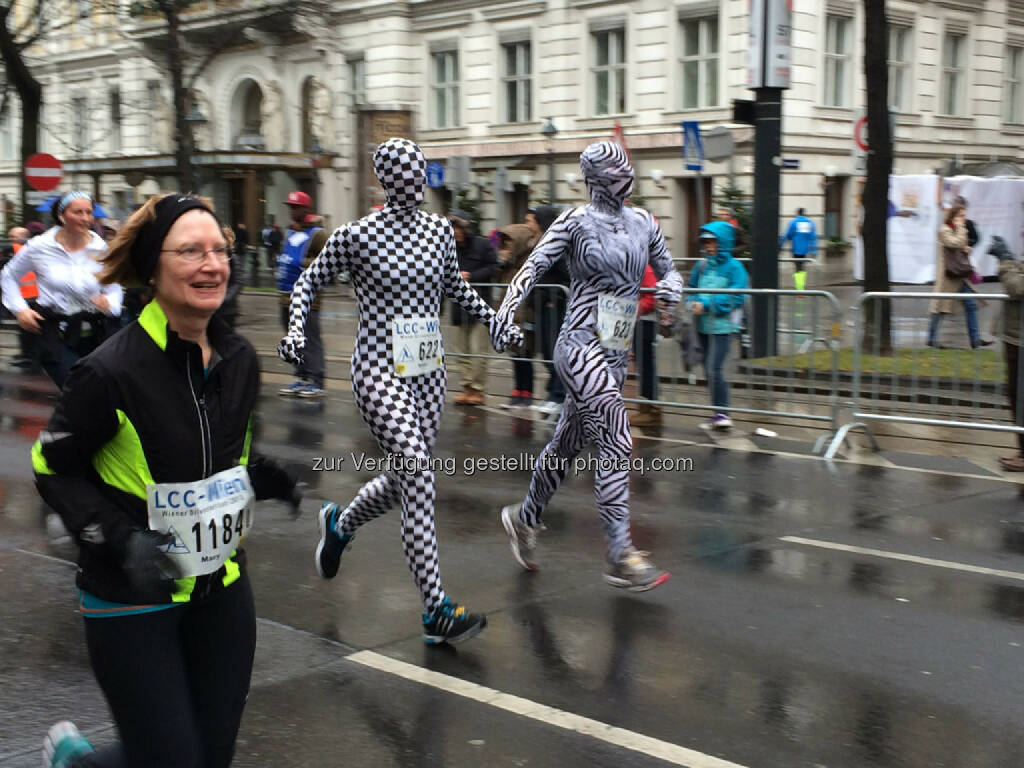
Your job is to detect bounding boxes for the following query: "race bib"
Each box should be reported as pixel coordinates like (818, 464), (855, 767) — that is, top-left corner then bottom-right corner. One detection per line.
(146, 465), (255, 578)
(392, 316), (443, 377)
(596, 294), (638, 351)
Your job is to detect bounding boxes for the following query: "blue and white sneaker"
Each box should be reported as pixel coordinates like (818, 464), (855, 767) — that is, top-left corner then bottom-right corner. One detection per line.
(531, 400), (563, 419)
(44, 721), (94, 768)
(422, 596), (487, 645)
(279, 380), (306, 397)
(298, 384), (327, 399)
(315, 503), (352, 579)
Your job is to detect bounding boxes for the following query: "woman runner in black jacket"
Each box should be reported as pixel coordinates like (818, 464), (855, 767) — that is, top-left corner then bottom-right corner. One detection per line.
(36, 194), (299, 768)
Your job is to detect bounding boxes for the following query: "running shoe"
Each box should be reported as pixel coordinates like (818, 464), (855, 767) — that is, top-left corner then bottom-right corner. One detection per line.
(700, 413), (732, 431)
(710, 413), (732, 429)
(422, 596), (487, 645)
(532, 400), (563, 418)
(501, 390), (527, 409)
(603, 546), (670, 592)
(315, 503), (352, 579)
(298, 384), (327, 399)
(44, 721), (94, 768)
(500, 503), (540, 571)
(279, 380), (306, 397)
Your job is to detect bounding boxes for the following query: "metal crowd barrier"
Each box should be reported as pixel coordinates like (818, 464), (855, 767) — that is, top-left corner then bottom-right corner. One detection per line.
(640, 287), (842, 430)
(672, 256), (821, 287)
(825, 291), (1023, 459)
(448, 282), (844, 432)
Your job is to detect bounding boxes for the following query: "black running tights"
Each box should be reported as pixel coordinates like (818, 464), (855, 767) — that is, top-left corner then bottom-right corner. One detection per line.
(74, 575), (256, 768)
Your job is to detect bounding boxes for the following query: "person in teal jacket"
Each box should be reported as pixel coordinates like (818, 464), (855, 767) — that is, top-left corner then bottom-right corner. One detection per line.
(687, 220), (749, 429)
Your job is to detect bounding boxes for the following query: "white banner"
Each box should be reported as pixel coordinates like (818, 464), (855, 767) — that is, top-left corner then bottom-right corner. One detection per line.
(941, 176), (1024, 278)
(854, 175), (942, 284)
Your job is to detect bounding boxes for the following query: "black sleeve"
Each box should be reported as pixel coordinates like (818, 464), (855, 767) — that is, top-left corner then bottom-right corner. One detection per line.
(33, 361), (137, 558)
(224, 256), (244, 303)
(468, 239), (497, 282)
(246, 452), (296, 501)
(966, 220), (979, 248)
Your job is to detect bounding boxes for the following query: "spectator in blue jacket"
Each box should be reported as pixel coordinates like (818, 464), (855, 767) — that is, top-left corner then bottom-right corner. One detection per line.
(687, 220), (749, 430)
(779, 208), (818, 290)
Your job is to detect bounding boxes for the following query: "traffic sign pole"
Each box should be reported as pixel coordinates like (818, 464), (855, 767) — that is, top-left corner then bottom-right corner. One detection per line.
(681, 121), (707, 232)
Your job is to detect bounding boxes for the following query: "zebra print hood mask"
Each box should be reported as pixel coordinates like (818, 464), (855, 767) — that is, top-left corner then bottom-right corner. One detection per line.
(580, 141), (634, 215)
(374, 137), (427, 208)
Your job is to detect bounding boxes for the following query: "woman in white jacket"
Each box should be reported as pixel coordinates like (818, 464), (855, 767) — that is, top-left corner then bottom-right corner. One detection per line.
(1, 191), (121, 387)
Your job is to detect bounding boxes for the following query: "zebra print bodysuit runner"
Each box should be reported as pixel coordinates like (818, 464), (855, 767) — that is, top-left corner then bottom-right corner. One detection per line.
(497, 141), (683, 563)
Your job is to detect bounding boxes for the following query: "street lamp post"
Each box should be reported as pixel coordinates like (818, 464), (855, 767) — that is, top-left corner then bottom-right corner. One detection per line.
(310, 136), (322, 212)
(541, 117), (557, 204)
(184, 104), (208, 194)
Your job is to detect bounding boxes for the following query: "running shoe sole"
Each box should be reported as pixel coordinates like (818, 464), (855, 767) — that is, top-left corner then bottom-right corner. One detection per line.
(423, 614), (487, 645)
(501, 505), (538, 572)
(603, 571), (671, 592)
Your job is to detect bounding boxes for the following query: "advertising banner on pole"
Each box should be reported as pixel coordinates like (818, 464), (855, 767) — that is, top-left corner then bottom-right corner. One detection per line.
(747, 0), (792, 89)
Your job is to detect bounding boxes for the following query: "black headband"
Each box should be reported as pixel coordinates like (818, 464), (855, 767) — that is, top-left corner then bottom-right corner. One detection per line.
(131, 195), (215, 283)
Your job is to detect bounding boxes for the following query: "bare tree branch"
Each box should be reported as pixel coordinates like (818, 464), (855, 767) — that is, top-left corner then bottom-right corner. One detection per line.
(186, 26), (247, 89)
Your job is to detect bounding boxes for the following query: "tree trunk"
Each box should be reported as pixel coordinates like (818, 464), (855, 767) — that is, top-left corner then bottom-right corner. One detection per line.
(862, 0), (893, 354)
(160, 1), (193, 191)
(0, 5), (43, 222)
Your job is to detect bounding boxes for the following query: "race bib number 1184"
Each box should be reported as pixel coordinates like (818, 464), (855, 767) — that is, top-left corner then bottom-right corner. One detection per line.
(146, 465), (255, 578)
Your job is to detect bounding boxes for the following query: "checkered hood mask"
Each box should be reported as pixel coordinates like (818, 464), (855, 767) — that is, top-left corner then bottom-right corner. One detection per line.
(580, 141), (634, 215)
(374, 138), (426, 208)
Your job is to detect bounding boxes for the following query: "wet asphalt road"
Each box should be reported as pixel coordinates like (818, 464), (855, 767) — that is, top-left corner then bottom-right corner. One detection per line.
(2, 349), (1024, 766)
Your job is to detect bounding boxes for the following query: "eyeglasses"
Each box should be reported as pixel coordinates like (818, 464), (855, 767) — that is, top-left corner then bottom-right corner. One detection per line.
(161, 245), (232, 263)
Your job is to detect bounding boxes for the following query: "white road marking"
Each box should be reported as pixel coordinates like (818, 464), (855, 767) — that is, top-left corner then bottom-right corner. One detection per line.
(347, 650), (751, 768)
(14, 547), (77, 567)
(779, 536), (1024, 582)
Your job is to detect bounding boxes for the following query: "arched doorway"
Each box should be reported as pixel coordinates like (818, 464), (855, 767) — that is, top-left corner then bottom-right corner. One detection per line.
(227, 79), (266, 246)
(231, 79), (264, 150)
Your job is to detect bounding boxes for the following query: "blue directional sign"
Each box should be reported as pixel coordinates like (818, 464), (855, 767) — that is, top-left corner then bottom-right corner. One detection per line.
(426, 161), (445, 189)
(681, 121), (704, 172)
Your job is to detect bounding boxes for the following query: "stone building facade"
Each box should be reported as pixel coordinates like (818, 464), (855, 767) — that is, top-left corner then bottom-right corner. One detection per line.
(0, 0), (1022, 269)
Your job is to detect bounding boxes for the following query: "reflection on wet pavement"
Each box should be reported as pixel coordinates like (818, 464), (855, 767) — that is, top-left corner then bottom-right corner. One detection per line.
(2, 370), (1023, 768)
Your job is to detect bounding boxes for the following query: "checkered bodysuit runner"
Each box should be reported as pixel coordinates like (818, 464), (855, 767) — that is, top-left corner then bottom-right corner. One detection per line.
(279, 138), (521, 612)
(496, 141), (684, 562)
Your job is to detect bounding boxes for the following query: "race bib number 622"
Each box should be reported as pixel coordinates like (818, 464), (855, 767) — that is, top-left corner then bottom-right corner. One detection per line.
(392, 315), (443, 377)
(596, 294), (638, 351)
(146, 465), (255, 578)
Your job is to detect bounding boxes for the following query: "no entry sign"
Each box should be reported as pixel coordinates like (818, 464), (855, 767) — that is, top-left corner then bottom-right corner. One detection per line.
(25, 153), (63, 191)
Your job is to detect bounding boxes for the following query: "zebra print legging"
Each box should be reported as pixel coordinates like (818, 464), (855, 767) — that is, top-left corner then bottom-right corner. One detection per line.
(518, 340), (633, 560)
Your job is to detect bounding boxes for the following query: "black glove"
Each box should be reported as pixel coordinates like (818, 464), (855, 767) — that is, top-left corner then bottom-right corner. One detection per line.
(288, 481), (306, 520)
(123, 530), (184, 597)
(989, 236), (1015, 261)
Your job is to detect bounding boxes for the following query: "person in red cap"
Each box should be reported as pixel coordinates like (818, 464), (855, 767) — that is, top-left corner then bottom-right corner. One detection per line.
(277, 191), (327, 397)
